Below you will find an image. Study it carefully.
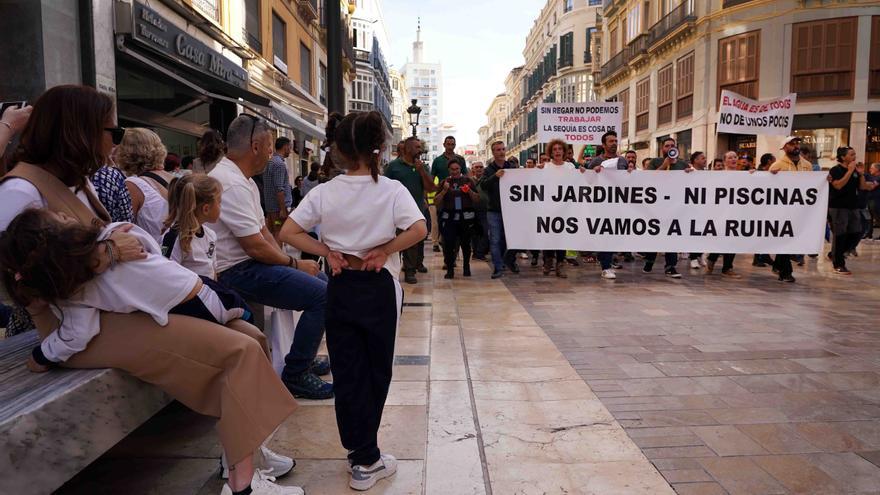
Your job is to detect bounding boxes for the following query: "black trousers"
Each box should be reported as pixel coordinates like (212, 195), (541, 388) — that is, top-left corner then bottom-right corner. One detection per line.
(773, 254), (792, 277)
(440, 212), (473, 273)
(543, 250), (565, 263)
(169, 276), (254, 324)
(402, 240), (424, 275)
(708, 253), (736, 272)
(472, 210), (489, 258)
(644, 252), (678, 268)
(325, 269), (398, 467)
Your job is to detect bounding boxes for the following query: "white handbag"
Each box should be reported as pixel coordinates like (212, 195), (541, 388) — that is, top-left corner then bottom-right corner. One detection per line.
(266, 309), (300, 376)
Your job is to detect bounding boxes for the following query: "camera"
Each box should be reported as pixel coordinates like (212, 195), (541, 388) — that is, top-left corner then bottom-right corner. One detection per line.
(666, 147), (679, 160)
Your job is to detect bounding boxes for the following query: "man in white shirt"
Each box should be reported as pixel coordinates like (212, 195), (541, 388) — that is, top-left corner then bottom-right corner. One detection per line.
(211, 114), (332, 400)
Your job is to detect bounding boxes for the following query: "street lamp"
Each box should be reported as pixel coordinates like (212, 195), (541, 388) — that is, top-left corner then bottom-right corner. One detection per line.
(406, 98), (421, 137)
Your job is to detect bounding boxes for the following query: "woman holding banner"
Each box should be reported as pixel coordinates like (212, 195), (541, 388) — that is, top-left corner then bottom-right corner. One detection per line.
(538, 139), (590, 278)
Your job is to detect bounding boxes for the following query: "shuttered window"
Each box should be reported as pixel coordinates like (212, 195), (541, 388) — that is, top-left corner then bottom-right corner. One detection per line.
(636, 77), (650, 132)
(791, 17), (856, 99)
(676, 51), (694, 119)
(657, 64), (673, 125)
(717, 30), (759, 103)
(869, 17), (880, 97)
(620, 88), (630, 139)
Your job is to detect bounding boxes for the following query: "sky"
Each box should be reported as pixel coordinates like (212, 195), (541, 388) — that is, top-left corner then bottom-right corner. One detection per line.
(381, 0), (543, 146)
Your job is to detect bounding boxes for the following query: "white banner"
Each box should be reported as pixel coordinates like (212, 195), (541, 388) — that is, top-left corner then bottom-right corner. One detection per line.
(500, 168), (828, 254)
(717, 90), (796, 136)
(537, 103), (623, 145)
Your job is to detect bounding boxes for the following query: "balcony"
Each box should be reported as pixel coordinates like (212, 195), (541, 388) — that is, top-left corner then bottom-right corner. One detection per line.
(349, 100), (374, 112)
(354, 49), (371, 63)
(648, 0), (697, 52)
(600, 49), (629, 81)
(628, 33), (649, 64)
(296, 0), (318, 23)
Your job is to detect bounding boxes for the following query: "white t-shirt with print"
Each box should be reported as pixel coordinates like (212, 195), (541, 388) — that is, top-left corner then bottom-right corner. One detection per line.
(40, 223), (199, 363)
(208, 157), (266, 273)
(291, 174), (424, 280)
(166, 225), (218, 279)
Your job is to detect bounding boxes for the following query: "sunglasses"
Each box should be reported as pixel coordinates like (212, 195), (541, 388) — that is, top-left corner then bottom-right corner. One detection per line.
(239, 113), (261, 144)
(105, 127), (126, 145)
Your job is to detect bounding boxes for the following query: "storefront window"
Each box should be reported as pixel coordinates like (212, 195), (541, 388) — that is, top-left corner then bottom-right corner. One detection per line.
(727, 134), (757, 158)
(867, 112), (880, 165)
(794, 128), (849, 169)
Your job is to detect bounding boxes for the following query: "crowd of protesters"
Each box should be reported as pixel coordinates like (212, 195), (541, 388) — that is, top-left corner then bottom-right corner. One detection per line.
(0, 84), (877, 495)
(392, 132), (877, 284)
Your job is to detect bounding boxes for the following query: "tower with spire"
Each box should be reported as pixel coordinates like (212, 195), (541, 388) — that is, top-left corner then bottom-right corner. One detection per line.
(399, 19), (445, 160)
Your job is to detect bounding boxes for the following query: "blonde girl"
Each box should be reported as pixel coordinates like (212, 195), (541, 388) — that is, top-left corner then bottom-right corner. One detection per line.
(162, 174), (222, 279)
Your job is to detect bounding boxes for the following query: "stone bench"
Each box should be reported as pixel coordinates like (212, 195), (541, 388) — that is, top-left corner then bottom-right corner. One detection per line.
(0, 331), (171, 494)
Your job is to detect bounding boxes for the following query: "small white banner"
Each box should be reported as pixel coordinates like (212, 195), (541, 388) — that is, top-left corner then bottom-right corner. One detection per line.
(499, 167), (828, 254)
(717, 90), (796, 136)
(537, 103), (623, 145)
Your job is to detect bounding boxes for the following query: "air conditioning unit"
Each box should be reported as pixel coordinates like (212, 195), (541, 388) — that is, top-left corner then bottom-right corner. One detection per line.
(274, 56), (288, 74)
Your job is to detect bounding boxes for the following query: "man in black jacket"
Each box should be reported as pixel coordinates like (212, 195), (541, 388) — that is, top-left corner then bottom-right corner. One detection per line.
(480, 140), (519, 279)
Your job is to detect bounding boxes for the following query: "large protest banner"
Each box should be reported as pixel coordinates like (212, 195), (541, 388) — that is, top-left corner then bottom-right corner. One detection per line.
(500, 168), (828, 254)
(717, 90), (796, 136)
(537, 103), (622, 145)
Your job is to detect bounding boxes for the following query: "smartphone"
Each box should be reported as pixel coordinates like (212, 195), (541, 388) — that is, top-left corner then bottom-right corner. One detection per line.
(0, 101), (26, 115)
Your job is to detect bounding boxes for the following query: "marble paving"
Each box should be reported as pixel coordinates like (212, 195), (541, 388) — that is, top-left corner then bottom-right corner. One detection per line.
(503, 247), (880, 494)
(54, 246), (673, 495)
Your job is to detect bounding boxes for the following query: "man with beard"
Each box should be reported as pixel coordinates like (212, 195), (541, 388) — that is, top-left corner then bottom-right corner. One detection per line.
(588, 131), (627, 280)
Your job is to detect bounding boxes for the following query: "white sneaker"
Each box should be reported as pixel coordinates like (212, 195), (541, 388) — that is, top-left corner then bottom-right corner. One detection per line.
(222, 446), (295, 479)
(350, 453), (398, 491)
(601, 269), (617, 280)
(690, 259), (701, 270)
(220, 470), (304, 495)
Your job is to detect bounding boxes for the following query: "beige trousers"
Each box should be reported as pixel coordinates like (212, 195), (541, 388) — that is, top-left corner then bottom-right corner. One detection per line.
(33, 310), (297, 465)
(429, 205), (440, 246)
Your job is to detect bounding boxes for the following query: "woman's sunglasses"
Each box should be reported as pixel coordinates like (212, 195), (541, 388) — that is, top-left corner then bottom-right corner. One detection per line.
(105, 127), (126, 145)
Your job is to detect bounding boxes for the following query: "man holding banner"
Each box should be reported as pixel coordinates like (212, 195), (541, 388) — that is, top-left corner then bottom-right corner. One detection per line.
(588, 130), (628, 280)
(643, 137), (686, 278)
(483, 140), (519, 279)
(769, 136), (812, 282)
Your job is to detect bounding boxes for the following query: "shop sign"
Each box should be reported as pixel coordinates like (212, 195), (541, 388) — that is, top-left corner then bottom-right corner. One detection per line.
(130, 2), (248, 88)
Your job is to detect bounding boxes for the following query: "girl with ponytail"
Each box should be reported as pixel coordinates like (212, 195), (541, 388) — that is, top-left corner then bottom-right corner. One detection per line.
(162, 174), (223, 279)
(278, 111), (427, 491)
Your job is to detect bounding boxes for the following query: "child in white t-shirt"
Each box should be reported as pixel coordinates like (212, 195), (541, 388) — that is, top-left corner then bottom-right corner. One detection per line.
(162, 174), (221, 279)
(0, 209), (252, 368)
(279, 111), (427, 491)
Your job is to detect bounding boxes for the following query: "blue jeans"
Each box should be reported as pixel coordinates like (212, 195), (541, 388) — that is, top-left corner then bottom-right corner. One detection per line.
(487, 211), (511, 272)
(219, 259), (328, 376)
(598, 252), (613, 270)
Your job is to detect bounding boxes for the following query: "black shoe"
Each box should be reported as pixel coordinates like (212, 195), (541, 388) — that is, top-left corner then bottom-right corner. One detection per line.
(310, 357), (331, 376)
(432, 245), (441, 252)
(404, 273), (418, 284)
(444, 272), (454, 279)
(491, 270), (503, 279)
(506, 262), (520, 274)
(417, 265), (428, 273)
(833, 266), (852, 275)
(665, 267), (682, 279)
(284, 371), (334, 400)
(463, 265), (471, 277)
(778, 274), (796, 283)
(642, 262), (654, 273)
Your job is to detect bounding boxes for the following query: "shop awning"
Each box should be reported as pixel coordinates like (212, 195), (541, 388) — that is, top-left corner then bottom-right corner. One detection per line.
(116, 40), (271, 108)
(268, 101), (325, 141)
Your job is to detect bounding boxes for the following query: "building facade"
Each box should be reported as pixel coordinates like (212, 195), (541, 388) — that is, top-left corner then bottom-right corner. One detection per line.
(348, 0), (393, 162)
(495, 0), (603, 164)
(400, 23), (444, 160)
(1, 0), (357, 177)
(485, 93), (509, 156)
(390, 68), (410, 145)
(597, 0), (880, 167)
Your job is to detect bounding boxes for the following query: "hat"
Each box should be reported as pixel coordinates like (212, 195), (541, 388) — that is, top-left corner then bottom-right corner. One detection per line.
(780, 136), (802, 148)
